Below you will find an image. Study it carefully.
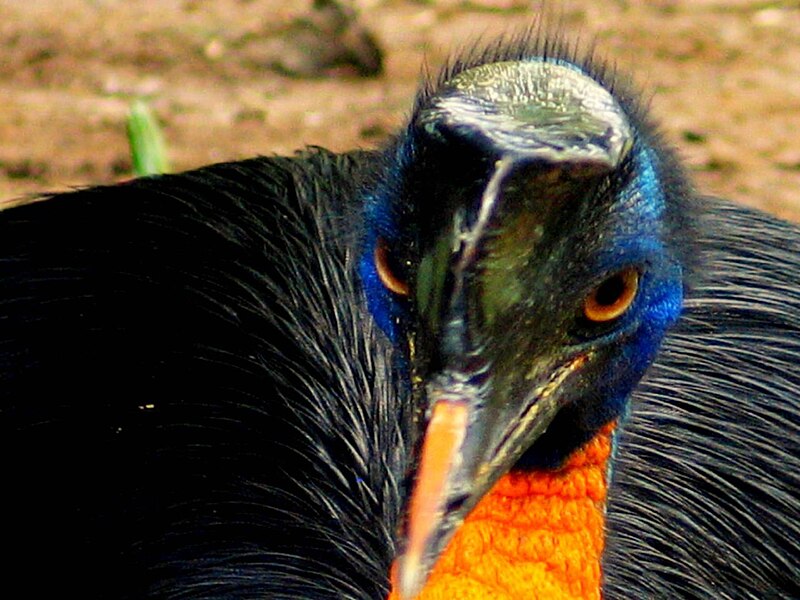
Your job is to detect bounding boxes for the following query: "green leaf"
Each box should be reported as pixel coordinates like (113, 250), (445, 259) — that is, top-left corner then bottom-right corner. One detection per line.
(127, 100), (170, 176)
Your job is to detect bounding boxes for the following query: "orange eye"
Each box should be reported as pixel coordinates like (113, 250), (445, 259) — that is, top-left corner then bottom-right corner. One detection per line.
(374, 237), (410, 296)
(584, 268), (639, 322)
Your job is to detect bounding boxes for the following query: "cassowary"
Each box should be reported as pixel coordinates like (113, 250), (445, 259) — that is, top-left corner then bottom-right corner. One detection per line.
(1, 28), (798, 600)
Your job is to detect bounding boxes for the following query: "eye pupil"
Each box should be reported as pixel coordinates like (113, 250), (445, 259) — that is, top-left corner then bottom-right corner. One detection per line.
(584, 268), (639, 323)
(374, 237), (410, 297)
(594, 274), (626, 307)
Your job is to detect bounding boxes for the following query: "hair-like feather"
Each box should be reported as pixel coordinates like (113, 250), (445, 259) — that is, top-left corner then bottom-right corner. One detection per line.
(605, 198), (800, 598)
(0, 149), (409, 599)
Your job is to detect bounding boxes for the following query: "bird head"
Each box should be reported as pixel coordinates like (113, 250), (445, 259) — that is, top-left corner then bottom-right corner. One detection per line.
(359, 35), (694, 599)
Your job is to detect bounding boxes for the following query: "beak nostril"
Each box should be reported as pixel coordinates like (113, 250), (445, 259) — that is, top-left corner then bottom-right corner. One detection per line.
(445, 493), (469, 514)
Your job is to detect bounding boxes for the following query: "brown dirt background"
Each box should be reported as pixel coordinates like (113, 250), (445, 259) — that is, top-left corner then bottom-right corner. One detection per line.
(1, 0), (799, 220)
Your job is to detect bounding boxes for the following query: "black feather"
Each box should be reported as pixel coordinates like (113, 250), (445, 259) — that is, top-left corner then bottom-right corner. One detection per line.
(0, 150), (409, 599)
(605, 198), (800, 599)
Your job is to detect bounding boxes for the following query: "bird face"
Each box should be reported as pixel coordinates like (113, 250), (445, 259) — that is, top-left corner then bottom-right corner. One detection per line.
(361, 56), (688, 598)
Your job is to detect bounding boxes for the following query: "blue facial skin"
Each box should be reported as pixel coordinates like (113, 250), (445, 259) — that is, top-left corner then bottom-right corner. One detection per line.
(359, 61), (686, 471)
(524, 143), (685, 470)
(358, 221), (398, 341)
(607, 145), (685, 389)
(358, 136), (416, 345)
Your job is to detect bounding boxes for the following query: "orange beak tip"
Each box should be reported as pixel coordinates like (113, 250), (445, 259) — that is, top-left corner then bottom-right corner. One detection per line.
(395, 399), (471, 600)
(394, 553), (424, 600)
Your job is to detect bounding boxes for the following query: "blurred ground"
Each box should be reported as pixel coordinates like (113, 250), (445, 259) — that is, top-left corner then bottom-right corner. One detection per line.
(1, 0), (799, 219)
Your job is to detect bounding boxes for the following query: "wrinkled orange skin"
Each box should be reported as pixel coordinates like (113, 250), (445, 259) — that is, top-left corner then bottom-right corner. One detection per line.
(389, 424), (614, 600)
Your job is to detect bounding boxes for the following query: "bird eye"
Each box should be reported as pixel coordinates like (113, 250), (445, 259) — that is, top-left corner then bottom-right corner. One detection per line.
(374, 237), (410, 296)
(583, 268), (639, 322)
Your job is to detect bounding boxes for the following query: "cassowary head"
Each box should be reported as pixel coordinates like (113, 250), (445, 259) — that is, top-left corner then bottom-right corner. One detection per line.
(359, 30), (695, 597)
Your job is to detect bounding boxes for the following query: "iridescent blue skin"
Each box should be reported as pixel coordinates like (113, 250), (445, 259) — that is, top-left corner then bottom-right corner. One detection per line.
(358, 138), (416, 345)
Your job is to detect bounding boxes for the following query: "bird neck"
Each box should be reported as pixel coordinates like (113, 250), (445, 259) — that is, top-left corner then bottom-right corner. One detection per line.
(390, 423), (614, 600)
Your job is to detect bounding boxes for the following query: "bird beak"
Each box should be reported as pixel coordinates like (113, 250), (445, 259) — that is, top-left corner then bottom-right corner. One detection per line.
(394, 353), (587, 599)
(394, 156), (591, 599)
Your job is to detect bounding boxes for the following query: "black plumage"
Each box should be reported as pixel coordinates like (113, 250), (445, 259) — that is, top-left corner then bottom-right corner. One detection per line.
(1, 29), (799, 600)
(605, 198), (800, 598)
(1, 151), (408, 599)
